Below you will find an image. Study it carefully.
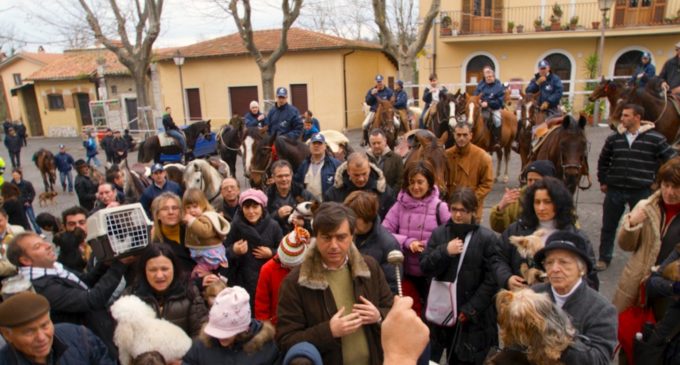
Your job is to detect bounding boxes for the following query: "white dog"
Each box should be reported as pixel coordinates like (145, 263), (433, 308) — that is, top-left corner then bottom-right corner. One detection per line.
(111, 295), (192, 365)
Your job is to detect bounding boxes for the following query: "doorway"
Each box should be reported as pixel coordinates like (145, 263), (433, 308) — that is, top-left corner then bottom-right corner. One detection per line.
(228, 86), (259, 117)
(290, 84), (308, 114)
(74, 93), (92, 128)
(186, 88), (202, 121)
(22, 85), (44, 136)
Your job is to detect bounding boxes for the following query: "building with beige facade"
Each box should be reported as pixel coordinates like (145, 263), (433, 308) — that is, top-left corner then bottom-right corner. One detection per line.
(419, 0), (680, 113)
(0, 50), (61, 136)
(155, 28), (398, 131)
(26, 48), (139, 137)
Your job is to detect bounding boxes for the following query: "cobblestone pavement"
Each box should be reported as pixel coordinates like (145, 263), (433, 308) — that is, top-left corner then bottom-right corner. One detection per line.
(1, 124), (624, 303)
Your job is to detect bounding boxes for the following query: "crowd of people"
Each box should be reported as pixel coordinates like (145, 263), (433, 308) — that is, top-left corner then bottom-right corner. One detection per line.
(0, 45), (678, 365)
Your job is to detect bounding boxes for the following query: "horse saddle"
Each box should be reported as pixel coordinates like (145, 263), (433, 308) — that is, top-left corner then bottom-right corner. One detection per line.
(158, 132), (183, 147)
(532, 124), (561, 154)
(669, 94), (680, 117)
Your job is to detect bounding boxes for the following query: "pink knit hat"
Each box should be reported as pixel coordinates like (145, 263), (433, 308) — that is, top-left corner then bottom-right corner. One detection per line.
(278, 226), (311, 268)
(238, 188), (268, 207)
(204, 286), (251, 339)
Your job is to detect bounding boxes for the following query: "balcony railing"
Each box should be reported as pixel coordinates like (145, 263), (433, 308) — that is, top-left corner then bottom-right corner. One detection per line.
(439, 1), (680, 37)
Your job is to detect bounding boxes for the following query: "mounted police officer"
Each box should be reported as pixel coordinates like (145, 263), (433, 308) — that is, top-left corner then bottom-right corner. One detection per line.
(629, 51), (656, 88)
(473, 65), (505, 151)
(525, 60), (563, 120)
(420, 73), (448, 128)
(362, 74), (394, 145)
(393, 80), (410, 132)
(266, 87), (303, 141)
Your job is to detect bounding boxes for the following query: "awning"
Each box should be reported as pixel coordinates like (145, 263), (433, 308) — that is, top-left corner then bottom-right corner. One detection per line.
(10, 82), (34, 96)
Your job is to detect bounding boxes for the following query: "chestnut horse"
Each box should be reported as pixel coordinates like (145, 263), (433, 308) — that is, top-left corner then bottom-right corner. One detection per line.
(423, 91), (466, 149)
(245, 130), (310, 189)
(466, 94), (518, 184)
(33, 149), (56, 192)
(527, 114), (591, 195)
(370, 98), (398, 149)
(517, 92), (538, 169)
(588, 77), (629, 129)
(403, 129), (449, 199)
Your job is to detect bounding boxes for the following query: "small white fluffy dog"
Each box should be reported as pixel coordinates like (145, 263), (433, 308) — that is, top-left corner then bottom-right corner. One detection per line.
(111, 295), (193, 365)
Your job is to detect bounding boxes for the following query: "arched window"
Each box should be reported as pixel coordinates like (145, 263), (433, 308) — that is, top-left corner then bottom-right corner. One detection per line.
(614, 50), (643, 77)
(544, 53), (572, 92)
(465, 55), (496, 94)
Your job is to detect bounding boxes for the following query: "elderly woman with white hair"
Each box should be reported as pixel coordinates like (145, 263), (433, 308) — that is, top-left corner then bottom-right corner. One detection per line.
(245, 100), (267, 129)
(531, 230), (617, 365)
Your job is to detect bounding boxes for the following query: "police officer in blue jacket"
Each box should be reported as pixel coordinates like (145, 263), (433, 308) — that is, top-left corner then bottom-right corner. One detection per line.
(629, 52), (656, 88)
(393, 80), (410, 132)
(362, 74), (394, 144)
(526, 60), (563, 119)
(266, 87), (303, 140)
(474, 66), (505, 151)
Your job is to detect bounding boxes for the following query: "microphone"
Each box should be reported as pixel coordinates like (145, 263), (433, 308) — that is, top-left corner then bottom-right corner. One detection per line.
(387, 250), (405, 297)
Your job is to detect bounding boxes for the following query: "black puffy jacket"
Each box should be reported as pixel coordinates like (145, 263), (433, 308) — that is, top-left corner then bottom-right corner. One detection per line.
(354, 217), (400, 293)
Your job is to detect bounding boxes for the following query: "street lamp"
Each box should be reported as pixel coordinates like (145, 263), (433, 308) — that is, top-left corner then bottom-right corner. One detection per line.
(594, 0), (614, 125)
(173, 50), (189, 126)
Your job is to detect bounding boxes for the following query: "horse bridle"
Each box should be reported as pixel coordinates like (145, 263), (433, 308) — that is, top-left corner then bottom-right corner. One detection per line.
(218, 126), (242, 152)
(249, 145), (273, 187)
(558, 140), (592, 191)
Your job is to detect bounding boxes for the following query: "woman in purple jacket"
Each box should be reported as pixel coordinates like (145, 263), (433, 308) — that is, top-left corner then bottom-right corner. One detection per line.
(383, 160), (450, 306)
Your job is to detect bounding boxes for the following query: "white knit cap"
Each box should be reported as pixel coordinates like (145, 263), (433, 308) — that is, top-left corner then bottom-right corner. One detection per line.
(249, 100), (259, 108)
(278, 227), (311, 267)
(204, 286), (251, 339)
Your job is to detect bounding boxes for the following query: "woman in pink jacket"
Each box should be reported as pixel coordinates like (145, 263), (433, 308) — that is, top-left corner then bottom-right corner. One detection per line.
(383, 160), (451, 309)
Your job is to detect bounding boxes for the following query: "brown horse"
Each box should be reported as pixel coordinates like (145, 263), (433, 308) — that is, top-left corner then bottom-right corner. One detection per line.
(517, 92), (538, 169)
(370, 98), (398, 149)
(137, 120), (212, 163)
(244, 129), (310, 189)
(527, 114), (591, 195)
(33, 149), (56, 192)
(466, 94), (518, 183)
(588, 77), (629, 129)
(423, 91), (466, 149)
(403, 129), (449, 199)
(620, 77), (680, 145)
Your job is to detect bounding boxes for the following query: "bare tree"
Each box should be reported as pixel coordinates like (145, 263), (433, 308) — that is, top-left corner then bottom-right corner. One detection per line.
(372, 0), (440, 95)
(219, 0), (302, 112)
(77, 0), (164, 131)
(298, 0), (375, 40)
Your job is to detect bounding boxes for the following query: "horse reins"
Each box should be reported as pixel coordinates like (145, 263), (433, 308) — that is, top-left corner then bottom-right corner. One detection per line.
(249, 145), (273, 187)
(217, 126), (242, 152)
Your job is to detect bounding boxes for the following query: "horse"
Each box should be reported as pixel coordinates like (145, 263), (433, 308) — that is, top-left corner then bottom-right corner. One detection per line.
(370, 98), (398, 149)
(526, 113), (591, 195)
(423, 91), (466, 149)
(403, 129), (450, 199)
(184, 159), (225, 203)
(111, 161), (150, 203)
(137, 120), (212, 163)
(162, 163), (187, 192)
(466, 94), (518, 184)
(588, 77), (629, 129)
(516, 92), (539, 169)
(318, 130), (353, 162)
(33, 149), (56, 192)
(243, 128), (310, 189)
(217, 119), (245, 178)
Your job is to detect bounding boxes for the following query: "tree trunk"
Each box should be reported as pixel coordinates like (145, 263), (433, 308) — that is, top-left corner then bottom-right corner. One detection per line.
(260, 64), (276, 114)
(133, 71), (152, 133)
(398, 57), (416, 99)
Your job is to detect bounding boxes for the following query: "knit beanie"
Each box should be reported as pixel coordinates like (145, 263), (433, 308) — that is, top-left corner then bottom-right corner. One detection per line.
(278, 226), (311, 268)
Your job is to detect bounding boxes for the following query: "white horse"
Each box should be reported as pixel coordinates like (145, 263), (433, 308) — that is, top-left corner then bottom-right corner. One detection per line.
(184, 159), (224, 203)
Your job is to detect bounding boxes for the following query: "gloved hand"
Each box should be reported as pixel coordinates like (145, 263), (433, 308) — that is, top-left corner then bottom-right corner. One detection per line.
(540, 101), (549, 111)
(537, 76), (547, 85)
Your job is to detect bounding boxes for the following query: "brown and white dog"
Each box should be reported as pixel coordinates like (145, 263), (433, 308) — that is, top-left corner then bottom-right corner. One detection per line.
(38, 191), (58, 207)
(508, 229), (547, 285)
(493, 289), (575, 365)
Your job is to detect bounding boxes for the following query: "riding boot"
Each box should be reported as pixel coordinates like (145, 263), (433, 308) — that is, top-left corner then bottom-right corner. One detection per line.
(492, 125), (502, 152)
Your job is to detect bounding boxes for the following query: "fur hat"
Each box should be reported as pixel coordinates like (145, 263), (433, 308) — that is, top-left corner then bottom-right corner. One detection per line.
(278, 226), (311, 268)
(0, 292), (49, 327)
(534, 231), (592, 273)
(204, 286), (251, 339)
(239, 188), (267, 207)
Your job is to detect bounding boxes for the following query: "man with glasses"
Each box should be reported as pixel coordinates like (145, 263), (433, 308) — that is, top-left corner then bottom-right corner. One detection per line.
(265, 87), (303, 141)
(213, 177), (241, 221)
(660, 41), (680, 97)
(267, 160), (314, 233)
(140, 163), (182, 219)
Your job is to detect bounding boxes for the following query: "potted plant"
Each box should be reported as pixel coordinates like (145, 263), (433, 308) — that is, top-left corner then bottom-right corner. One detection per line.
(534, 17), (544, 32)
(592, 20), (600, 29)
(569, 16), (579, 30)
(516, 24), (524, 33)
(440, 15), (452, 36)
(507, 21), (515, 33)
(550, 3), (563, 30)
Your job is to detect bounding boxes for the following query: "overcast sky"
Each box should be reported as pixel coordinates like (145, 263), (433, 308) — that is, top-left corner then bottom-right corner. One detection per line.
(0, 0), (308, 53)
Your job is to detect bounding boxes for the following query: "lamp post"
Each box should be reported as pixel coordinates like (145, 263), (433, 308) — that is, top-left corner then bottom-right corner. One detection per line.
(594, 0), (614, 125)
(173, 50), (189, 126)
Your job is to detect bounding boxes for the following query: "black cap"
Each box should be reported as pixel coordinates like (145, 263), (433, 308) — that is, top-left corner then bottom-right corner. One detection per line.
(525, 160), (556, 178)
(534, 231), (593, 273)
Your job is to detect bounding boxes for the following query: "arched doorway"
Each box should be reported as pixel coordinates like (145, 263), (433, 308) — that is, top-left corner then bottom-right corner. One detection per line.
(465, 55), (496, 94)
(543, 53), (572, 93)
(614, 50), (644, 77)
